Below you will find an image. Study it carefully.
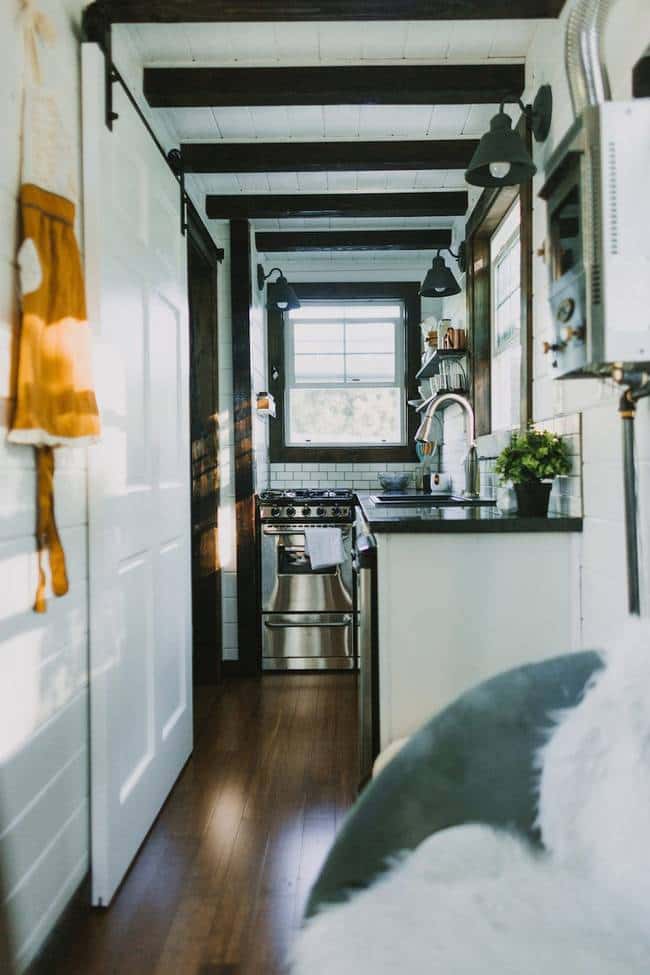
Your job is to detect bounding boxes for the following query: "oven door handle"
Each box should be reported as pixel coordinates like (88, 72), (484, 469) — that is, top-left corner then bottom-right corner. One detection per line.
(264, 618), (352, 630)
(262, 525), (351, 537)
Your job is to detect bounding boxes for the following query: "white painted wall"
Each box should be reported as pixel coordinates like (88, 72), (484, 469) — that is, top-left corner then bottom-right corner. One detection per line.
(0, 1), (90, 970)
(441, 1), (650, 649)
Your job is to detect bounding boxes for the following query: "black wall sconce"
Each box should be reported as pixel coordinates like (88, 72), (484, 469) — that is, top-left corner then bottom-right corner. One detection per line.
(257, 265), (301, 311)
(465, 84), (553, 188)
(419, 243), (467, 299)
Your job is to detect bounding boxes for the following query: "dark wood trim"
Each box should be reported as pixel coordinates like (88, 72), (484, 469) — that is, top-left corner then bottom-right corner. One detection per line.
(468, 235), (492, 438)
(187, 206), (221, 265)
(465, 116), (533, 437)
(256, 230), (452, 253)
(187, 208), (222, 684)
(230, 220), (260, 677)
(519, 128), (534, 429)
(182, 140), (478, 173)
(146, 64), (524, 109)
(185, 199), (224, 262)
(85, 1), (566, 23)
(268, 281), (420, 465)
(633, 55), (650, 98)
(207, 192), (468, 220)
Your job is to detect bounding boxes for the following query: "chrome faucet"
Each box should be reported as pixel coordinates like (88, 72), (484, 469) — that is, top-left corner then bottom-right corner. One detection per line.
(415, 392), (480, 498)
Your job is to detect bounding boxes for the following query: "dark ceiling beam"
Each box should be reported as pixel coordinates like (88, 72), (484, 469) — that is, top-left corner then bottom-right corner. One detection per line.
(144, 64), (525, 109)
(182, 140), (478, 173)
(633, 55), (650, 98)
(256, 229), (453, 252)
(84, 1), (567, 23)
(206, 192), (468, 219)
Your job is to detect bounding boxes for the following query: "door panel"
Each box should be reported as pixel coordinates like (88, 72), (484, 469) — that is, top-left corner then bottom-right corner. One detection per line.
(83, 45), (193, 907)
(158, 539), (188, 739)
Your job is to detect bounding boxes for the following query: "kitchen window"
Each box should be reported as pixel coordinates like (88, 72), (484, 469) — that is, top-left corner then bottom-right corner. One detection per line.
(285, 301), (405, 447)
(464, 117), (533, 437)
(268, 282), (421, 463)
(490, 199), (522, 432)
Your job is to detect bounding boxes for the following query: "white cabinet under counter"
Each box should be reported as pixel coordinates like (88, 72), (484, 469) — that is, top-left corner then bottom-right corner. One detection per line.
(355, 494), (582, 753)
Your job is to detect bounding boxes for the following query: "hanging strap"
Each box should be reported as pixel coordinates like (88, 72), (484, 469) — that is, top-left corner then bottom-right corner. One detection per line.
(34, 446), (69, 613)
(20, 0), (56, 87)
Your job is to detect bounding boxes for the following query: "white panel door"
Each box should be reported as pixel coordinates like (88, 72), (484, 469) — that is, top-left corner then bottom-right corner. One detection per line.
(82, 45), (193, 906)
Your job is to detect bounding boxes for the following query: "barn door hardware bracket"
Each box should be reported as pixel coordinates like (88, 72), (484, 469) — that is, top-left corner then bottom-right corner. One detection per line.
(167, 150), (188, 236)
(82, 2), (118, 130)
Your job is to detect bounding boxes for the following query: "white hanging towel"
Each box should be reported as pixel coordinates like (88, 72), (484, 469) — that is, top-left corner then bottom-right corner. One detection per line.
(303, 527), (345, 570)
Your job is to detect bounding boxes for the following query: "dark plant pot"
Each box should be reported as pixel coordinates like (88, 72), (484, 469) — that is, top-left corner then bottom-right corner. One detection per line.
(514, 480), (553, 518)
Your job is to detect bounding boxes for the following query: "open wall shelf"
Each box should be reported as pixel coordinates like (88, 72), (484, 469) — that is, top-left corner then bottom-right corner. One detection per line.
(416, 348), (468, 381)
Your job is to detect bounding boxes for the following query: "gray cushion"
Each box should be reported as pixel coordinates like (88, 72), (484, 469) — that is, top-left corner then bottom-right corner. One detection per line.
(306, 650), (602, 918)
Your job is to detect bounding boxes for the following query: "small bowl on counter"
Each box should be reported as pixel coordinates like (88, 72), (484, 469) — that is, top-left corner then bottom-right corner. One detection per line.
(378, 472), (412, 492)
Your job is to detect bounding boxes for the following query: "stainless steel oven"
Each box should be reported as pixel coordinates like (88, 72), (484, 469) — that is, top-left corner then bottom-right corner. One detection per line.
(258, 490), (356, 672)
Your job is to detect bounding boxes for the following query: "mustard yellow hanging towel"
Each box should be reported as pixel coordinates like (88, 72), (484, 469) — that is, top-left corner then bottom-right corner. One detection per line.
(9, 2), (100, 612)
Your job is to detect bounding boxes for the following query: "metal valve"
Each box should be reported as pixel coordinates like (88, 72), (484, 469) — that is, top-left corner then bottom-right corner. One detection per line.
(560, 324), (585, 343)
(542, 340), (565, 355)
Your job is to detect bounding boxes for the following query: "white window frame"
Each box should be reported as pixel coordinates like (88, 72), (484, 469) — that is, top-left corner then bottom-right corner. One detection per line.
(284, 299), (407, 448)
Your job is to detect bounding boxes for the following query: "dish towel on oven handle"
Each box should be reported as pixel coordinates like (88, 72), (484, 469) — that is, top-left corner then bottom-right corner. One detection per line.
(303, 527), (345, 570)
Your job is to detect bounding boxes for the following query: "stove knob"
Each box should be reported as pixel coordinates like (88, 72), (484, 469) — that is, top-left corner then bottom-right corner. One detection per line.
(302, 506), (312, 517)
(316, 506), (326, 517)
(271, 506), (280, 517)
(286, 506), (296, 519)
(332, 506), (341, 516)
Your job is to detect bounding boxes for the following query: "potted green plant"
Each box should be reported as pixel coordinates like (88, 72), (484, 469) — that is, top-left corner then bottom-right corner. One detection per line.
(495, 428), (571, 517)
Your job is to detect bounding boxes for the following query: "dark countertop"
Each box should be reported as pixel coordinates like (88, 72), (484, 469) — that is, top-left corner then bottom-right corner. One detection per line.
(356, 492), (583, 534)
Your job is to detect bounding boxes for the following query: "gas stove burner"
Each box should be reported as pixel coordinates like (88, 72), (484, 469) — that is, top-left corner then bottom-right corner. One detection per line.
(259, 488), (354, 503)
(258, 487), (355, 523)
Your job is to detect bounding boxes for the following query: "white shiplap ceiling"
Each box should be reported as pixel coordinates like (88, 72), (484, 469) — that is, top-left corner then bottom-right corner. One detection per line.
(116, 19), (540, 243)
(128, 19), (538, 66)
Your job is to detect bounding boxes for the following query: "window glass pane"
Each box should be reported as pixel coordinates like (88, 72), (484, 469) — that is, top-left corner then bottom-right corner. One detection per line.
(285, 298), (405, 446)
(288, 304), (349, 320)
(288, 387), (402, 445)
(345, 321), (394, 355)
(294, 354), (345, 383)
(346, 354), (395, 383)
(491, 343), (521, 432)
(490, 199), (522, 430)
(342, 304), (402, 319)
(293, 321), (344, 356)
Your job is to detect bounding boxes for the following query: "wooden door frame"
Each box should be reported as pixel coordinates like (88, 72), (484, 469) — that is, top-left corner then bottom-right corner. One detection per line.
(228, 220), (261, 676)
(465, 115), (533, 437)
(187, 208), (223, 683)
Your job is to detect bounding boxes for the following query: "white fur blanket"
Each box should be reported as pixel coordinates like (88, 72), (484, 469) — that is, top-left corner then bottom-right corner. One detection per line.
(291, 621), (650, 974)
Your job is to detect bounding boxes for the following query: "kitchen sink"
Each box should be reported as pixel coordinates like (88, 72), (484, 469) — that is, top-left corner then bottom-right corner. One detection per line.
(370, 494), (497, 507)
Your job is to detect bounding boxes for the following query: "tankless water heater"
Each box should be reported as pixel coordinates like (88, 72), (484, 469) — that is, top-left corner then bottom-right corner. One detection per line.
(540, 98), (650, 378)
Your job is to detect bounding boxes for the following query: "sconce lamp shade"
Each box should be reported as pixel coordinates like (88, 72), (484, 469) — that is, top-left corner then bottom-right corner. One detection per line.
(267, 274), (301, 311)
(419, 254), (461, 298)
(257, 264), (301, 311)
(465, 85), (552, 188)
(465, 110), (536, 187)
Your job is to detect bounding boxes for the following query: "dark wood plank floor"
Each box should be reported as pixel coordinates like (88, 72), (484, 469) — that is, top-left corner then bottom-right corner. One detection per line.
(31, 674), (359, 975)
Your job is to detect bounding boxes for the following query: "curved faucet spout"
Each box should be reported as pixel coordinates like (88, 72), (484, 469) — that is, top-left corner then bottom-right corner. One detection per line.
(426, 392), (475, 445)
(415, 392), (480, 497)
